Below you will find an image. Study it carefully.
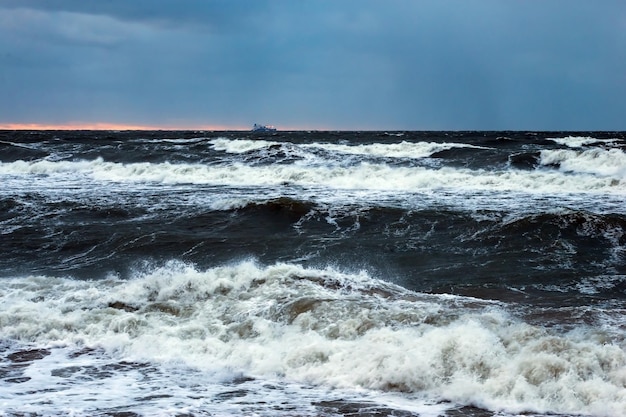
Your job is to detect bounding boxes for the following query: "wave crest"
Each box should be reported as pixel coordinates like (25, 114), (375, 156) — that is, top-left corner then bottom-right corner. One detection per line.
(1, 261), (625, 416)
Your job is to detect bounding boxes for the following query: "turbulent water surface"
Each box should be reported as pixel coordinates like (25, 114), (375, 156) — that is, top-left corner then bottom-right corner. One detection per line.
(1, 130), (625, 416)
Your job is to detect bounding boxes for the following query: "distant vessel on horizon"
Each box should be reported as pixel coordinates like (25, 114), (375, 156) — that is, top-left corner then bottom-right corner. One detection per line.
(252, 123), (276, 132)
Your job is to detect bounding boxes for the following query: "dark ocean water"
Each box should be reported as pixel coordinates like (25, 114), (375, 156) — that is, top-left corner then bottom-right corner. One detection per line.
(0, 130), (625, 416)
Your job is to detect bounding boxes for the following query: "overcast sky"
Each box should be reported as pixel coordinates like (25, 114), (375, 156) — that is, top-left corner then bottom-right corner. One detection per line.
(1, 1), (625, 130)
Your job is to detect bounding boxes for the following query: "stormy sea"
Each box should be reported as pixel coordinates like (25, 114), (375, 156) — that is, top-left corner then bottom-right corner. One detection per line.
(1, 130), (625, 417)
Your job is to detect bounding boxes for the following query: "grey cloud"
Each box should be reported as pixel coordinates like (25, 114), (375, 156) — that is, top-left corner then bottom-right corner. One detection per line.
(1, 1), (625, 129)
(0, 0), (271, 32)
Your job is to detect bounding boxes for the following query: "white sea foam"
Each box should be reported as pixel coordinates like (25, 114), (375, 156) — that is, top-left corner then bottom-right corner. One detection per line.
(210, 137), (281, 153)
(0, 345), (450, 416)
(305, 141), (486, 159)
(540, 148), (626, 179)
(1, 157), (624, 196)
(1, 262), (625, 416)
(548, 136), (619, 148)
(209, 138), (485, 159)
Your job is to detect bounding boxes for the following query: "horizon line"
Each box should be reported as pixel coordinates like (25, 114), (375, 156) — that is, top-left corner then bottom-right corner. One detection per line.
(0, 123), (620, 133)
(0, 122), (251, 131)
(0, 122), (399, 132)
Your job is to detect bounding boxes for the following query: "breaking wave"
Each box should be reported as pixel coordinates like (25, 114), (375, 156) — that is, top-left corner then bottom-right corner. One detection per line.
(1, 157), (624, 195)
(1, 261), (625, 416)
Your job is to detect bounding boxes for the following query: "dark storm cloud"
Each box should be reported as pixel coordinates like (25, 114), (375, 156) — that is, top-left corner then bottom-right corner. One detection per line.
(1, 0), (625, 129)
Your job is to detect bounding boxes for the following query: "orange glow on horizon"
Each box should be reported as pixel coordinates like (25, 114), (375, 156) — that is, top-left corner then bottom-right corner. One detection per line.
(0, 122), (248, 131)
(0, 122), (344, 131)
